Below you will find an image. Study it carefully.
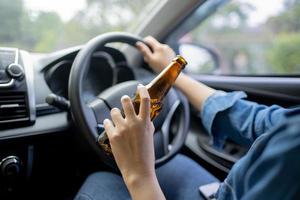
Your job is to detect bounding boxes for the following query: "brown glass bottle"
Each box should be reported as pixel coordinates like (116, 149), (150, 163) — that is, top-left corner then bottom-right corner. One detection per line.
(98, 55), (187, 154)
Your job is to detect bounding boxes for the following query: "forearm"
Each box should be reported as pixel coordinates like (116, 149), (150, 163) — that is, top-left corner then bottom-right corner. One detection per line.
(175, 73), (216, 112)
(125, 173), (165, 200)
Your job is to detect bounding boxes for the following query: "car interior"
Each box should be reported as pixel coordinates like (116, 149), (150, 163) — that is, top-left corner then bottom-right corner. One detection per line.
(0, 0), (299, 199)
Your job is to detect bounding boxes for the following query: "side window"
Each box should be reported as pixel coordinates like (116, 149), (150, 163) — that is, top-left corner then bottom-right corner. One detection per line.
(168, 0), (300, 75)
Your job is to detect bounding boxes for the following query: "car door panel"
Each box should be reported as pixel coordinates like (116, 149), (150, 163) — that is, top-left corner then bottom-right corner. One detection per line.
(194, 75), (300, 107)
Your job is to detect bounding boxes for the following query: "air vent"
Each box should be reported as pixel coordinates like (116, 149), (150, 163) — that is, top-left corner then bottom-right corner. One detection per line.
(0, 92), (29, 123)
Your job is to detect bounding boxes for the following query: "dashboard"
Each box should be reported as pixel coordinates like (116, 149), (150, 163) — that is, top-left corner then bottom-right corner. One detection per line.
(0, 45), (153, 140)
(44, 46), (135, 102)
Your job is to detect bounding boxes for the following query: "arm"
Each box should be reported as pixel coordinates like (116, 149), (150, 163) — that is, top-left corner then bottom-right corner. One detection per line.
(104, 85), (165, 200)
(175, 73), (216, 112)
(237, 116), (300, 199)
(136, 36), (293, 147)
(202, 92), (292, 147)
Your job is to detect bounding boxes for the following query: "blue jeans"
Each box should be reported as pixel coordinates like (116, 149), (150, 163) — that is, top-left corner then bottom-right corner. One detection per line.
(75, 154), (219, 200)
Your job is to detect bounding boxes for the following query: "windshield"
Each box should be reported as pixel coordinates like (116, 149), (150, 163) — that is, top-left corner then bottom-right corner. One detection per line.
(0, 0), (155, 53)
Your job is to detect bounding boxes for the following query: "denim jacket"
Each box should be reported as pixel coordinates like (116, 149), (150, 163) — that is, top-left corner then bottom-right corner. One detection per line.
(200, 91), (300, 200)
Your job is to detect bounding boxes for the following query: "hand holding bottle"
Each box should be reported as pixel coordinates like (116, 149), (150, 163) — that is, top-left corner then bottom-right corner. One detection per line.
(98, 55), (187, 153)
(104, 85), (166, 200)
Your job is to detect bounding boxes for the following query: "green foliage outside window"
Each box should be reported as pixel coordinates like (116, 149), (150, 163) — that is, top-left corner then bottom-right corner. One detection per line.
(267, 33), (300, 73)
(187, 0), (300, 75)
(0, 0), (150, 52)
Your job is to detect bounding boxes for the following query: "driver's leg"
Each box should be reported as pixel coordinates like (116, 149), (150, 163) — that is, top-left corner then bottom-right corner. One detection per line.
(157, 154), (219, 200)
(75, 154), (218, 200)
(74, 172), (131, 200)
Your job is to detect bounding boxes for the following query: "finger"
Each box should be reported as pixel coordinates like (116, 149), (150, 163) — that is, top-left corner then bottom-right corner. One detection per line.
(137, 84), (150, 120)
(144, 36), (161, 51)
(103, 119), (115, 139)
(121, 95), (136, 119)
(136, 41), (152, 62)
(110, 108), (124, 126)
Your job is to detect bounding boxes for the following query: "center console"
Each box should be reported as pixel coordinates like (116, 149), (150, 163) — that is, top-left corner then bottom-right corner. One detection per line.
(0, 47), (36, 195)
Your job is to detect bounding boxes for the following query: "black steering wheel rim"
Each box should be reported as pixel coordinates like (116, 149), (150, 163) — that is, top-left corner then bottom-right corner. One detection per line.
(68, 32), (189, 169)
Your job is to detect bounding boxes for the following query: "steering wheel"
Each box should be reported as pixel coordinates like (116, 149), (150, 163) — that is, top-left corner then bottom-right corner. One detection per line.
(68, 32), (190, 169)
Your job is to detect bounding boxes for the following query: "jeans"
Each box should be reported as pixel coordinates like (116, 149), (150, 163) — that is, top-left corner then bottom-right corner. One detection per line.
(75, 154), (219, 200)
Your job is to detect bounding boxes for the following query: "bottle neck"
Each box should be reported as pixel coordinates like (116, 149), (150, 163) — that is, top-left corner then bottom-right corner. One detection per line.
(146, 61), (184, 100)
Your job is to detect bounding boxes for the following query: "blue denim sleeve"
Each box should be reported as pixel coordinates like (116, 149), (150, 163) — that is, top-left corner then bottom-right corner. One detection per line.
(200, 91), (289, 148)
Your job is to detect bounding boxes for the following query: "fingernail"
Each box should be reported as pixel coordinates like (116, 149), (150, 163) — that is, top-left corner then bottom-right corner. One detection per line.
(103, 119), (108, 124)
(137, 83), (144, 88)
(121, 95), (130, 100)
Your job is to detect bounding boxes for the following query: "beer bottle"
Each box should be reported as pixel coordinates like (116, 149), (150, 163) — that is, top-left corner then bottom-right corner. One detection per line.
(98, 55), (187, 154)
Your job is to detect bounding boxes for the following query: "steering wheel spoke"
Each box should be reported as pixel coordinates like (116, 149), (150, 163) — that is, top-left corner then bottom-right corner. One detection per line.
(160, 100), (181, 154)
(88, 98), (111, 124)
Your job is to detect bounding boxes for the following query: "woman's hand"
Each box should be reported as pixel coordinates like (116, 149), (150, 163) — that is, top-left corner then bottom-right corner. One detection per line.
(103, 84), (155, 183)
(104, 85), (165, 200)
(136, 36), (176, 73)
